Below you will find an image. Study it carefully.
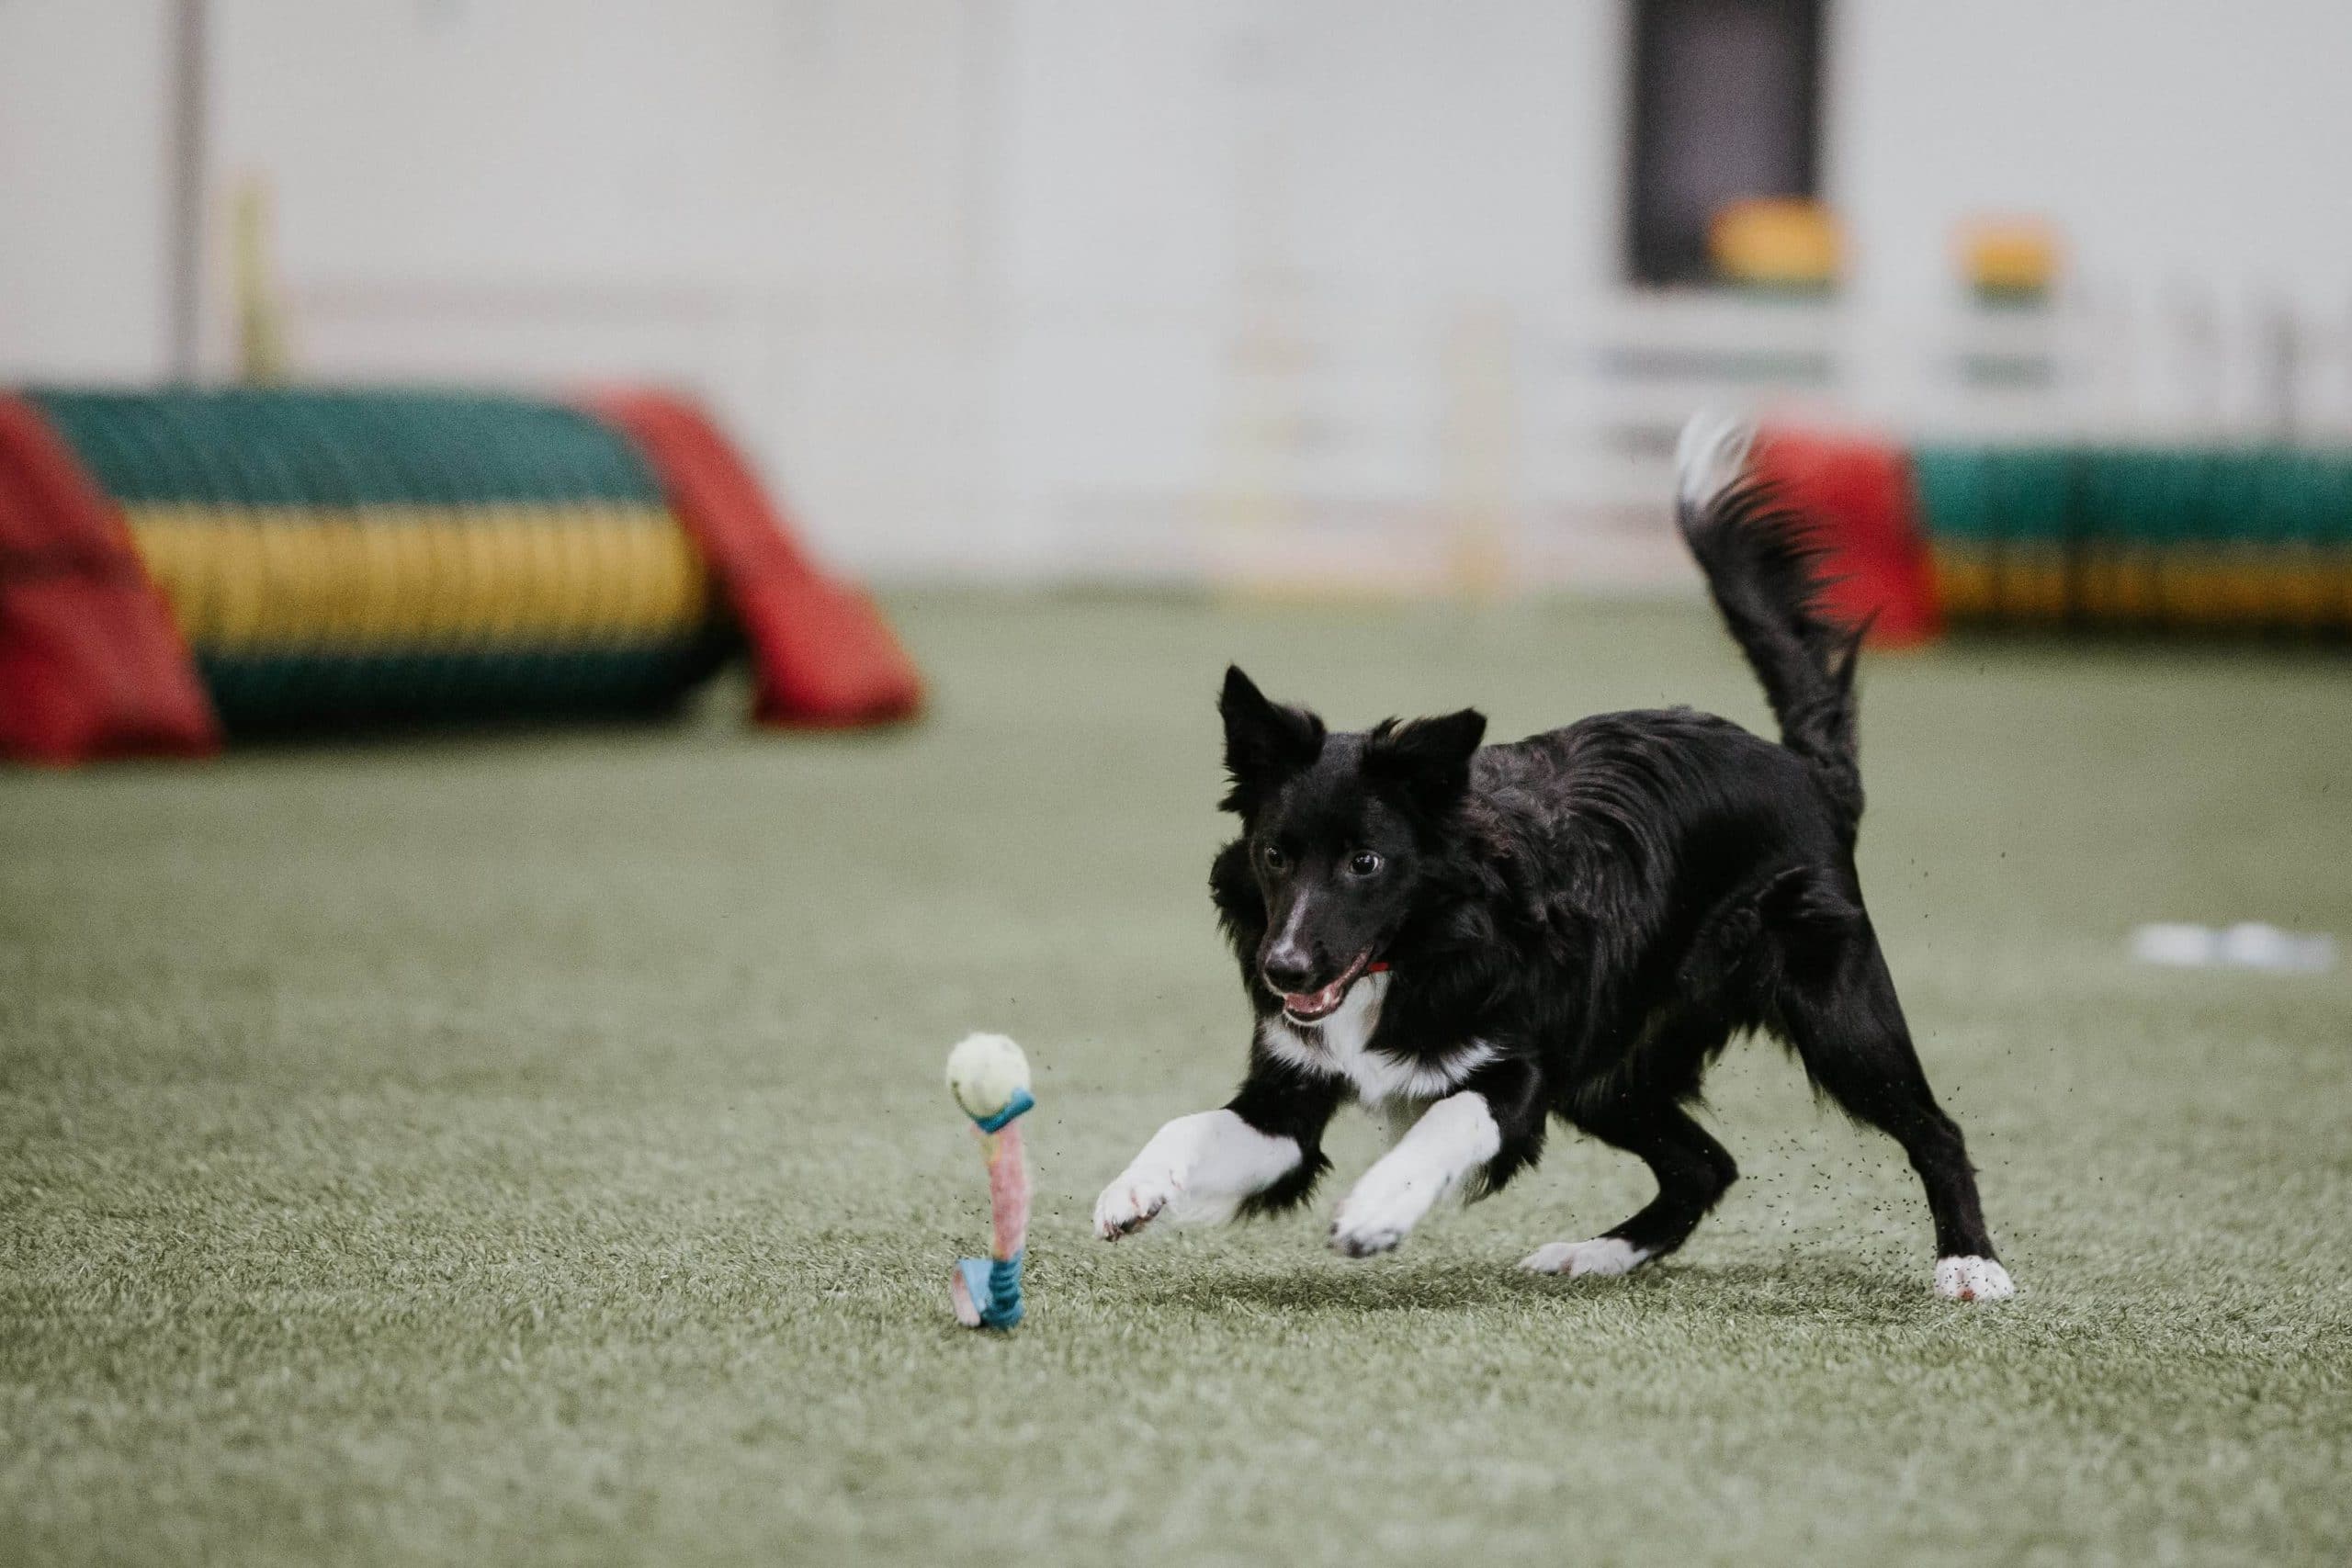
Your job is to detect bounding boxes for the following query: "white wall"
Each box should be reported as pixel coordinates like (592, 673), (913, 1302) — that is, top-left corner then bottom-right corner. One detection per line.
(6, 1), (2352, 581)
(203, 0), (994, 575)
(0, 0), (174, 379)
(989, 2), (1630, 581)
(1835, 1), (2352, 312)
(1832, 0), (2352, 436)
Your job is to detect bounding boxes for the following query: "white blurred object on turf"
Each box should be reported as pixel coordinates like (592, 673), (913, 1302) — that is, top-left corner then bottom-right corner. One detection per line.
(2131, 922), (2336, 974)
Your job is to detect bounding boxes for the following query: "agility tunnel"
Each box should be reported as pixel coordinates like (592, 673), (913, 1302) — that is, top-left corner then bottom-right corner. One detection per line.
(1752, 425), (2352, 643)
(0, 387), (921, 762)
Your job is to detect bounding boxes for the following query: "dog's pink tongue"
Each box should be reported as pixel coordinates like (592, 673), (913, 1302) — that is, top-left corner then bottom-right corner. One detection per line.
(1287, 980), (1343, 1015)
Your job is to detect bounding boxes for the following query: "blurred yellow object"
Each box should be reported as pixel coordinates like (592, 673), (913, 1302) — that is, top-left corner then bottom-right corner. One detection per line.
(232, 175), (292, 384)
(1709, 198), (1841, 288)
(127, 506), (708, 651)
(1956, 218), (2062, 300)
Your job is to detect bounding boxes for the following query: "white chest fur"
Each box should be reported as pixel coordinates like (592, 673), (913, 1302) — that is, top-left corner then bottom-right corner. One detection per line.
(1258, 973), (1498, 1105)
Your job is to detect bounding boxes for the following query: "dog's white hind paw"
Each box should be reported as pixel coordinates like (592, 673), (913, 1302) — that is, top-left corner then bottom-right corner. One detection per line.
(1519, 1236), (1653, 1278)
(1934, 1255), (2016, 1303)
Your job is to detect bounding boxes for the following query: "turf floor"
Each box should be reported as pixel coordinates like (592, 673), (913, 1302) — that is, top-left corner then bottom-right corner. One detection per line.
(5, 592), (2349, 1566)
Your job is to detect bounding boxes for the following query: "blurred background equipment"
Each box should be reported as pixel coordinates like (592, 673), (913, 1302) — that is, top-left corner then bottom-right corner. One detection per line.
(6, 0), (2352, 762)
(1754, 423), (2352, 639)
(1956, 217), (2064, 308)
(8, 1), (2352, 604)
(1628, 0), (1826, 289)
(0, 386), (921, 761)
(1708, 198), (1843, 294)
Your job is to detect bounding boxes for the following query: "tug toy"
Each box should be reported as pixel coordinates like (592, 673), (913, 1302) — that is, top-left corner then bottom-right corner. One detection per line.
(944, 1032), (1035, 1330)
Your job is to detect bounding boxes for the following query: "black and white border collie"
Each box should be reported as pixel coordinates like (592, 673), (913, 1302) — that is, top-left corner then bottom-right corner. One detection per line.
(1093, 413), (2014, 1303)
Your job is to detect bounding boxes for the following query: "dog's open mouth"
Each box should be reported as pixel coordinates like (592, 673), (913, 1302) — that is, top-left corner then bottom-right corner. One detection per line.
(1278, 952), (1374, 1025)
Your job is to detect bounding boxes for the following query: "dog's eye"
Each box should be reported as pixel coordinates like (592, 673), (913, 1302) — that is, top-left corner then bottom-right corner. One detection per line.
(1261, 843), (1289, 873)
(1347, 851), (1384, 877)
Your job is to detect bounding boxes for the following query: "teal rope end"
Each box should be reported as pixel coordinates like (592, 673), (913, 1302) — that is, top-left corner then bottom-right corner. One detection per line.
(956, 1250), (1023, 1329)
(970, 1086), (1035, 1134)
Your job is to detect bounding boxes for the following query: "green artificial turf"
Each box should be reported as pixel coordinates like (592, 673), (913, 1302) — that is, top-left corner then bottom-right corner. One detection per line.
(4, 593), (2349, 1566)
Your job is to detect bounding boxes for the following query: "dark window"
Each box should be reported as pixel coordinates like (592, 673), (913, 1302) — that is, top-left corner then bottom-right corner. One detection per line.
(1625, 0), (1826, 287)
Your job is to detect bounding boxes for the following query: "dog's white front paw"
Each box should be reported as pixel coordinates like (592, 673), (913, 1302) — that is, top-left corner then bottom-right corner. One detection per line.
(1519, 1236), (1652, 1278)
(1934, 1255), (2016, 1303)
(1093, 1110), (1307, 1240)
(1093, 1167), (1181, 1240)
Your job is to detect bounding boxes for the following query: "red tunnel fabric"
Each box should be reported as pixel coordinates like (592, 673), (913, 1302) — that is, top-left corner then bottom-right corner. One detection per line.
(581, 389), (924, 728)
(0, 393), (220, 763)
(1751, 423), (1941, 648)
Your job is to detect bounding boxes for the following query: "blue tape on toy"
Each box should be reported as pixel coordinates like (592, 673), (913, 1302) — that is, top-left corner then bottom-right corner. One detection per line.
(971, 1086), (1035, 1134)
(956, 1249), (1024, 1329)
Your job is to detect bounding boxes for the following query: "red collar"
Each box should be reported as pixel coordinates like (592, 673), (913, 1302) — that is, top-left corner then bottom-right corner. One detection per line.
(1366, 961), (1391, 974)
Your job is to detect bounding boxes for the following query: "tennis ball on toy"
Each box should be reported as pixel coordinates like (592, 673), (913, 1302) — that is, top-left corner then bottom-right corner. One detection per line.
(945, 1032), (1031, 1123)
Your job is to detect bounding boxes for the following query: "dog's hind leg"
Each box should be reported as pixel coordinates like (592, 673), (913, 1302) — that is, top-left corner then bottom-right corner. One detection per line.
(1520, 1097), (1737, 1278)
(1772, 927), (2013, 1302)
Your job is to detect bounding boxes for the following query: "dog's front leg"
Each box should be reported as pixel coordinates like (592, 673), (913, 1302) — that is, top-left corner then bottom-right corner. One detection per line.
(1093, 1109), (1304, 1238)
(1329, 1090), (1502, 1257)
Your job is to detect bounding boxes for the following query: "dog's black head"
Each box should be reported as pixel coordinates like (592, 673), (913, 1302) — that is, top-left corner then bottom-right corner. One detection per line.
(1217, 665), (1486, 1025)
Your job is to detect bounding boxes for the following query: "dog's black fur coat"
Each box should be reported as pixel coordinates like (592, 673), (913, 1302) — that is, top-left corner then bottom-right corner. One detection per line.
(1204, 466), (1999, 1269)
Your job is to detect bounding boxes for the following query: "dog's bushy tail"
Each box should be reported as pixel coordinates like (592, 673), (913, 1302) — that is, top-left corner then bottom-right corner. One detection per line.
(1674, 412), (1866, 827)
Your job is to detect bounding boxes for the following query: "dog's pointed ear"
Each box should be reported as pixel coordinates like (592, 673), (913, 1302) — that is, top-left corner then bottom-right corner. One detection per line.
(1219, 665), (1325, 815)
(1363, 707), (1487, 813)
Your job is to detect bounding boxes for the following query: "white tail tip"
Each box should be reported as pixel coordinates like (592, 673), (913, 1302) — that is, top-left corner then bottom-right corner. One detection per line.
(1676, 411), (1757, 511)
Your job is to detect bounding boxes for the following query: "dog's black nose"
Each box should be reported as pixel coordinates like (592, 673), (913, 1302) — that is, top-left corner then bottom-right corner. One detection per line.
(1262, 953), (1317, 993)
